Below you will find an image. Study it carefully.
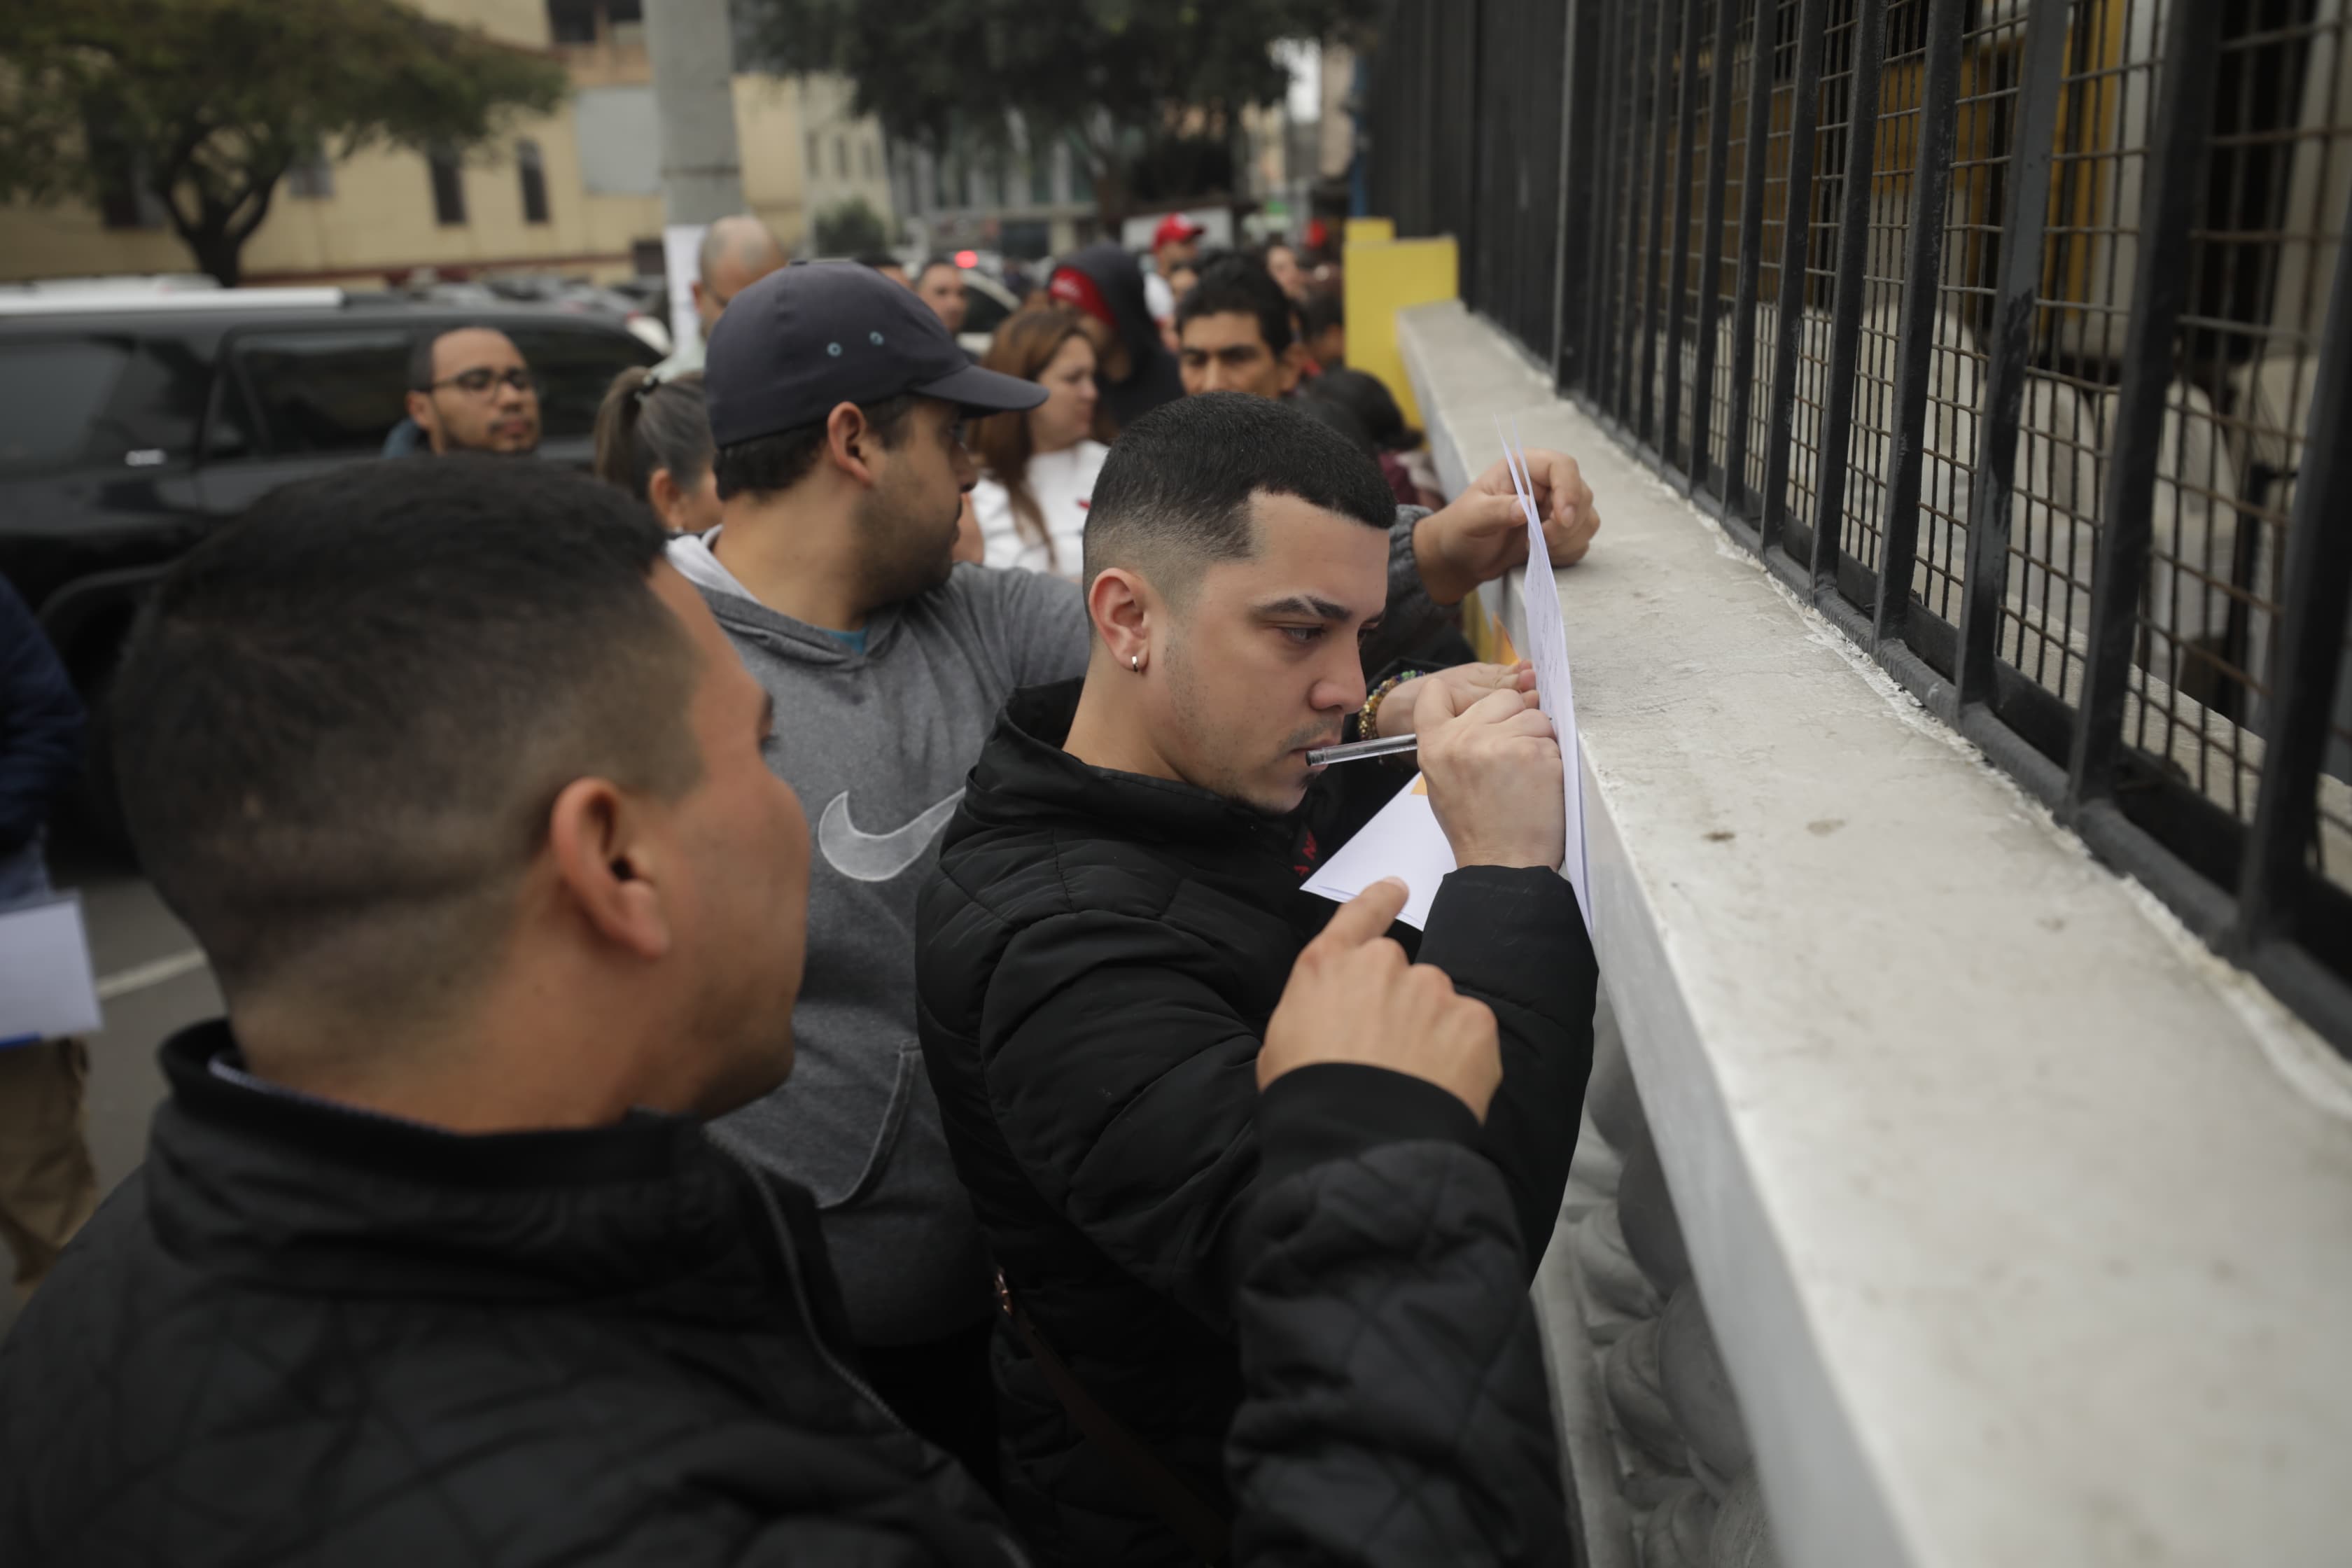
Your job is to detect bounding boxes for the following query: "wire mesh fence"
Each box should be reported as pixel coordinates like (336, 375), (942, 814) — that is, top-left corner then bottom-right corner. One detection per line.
(1366, 0), (2352, 1056)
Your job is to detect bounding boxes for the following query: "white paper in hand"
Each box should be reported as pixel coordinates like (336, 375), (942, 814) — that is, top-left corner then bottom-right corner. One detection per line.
(0, 892), (102, 1048)
(1300, 772), (1457, 930)
(1501, 421), (1592, 930)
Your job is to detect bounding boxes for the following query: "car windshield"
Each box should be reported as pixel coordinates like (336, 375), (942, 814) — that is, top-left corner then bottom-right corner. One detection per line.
(0, 340), (132, 477)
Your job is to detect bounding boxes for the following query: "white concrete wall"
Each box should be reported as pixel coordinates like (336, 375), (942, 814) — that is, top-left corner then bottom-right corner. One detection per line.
(1399, 300), (2352, 1568)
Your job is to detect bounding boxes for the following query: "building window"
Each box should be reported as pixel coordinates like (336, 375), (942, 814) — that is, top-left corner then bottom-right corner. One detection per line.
(806, 132), (821, 184)
(861, 141), (876, 181)
(546, 0), (598, 43)
(834, 136), (848, 179)
(287, 147), (335, 201)
(428, 148), (468, 225)
(1030, 153), (1054, 206)
(935, 154), (958, 210)
(517, 139), (550, 224)
(605, 0), (643, 48)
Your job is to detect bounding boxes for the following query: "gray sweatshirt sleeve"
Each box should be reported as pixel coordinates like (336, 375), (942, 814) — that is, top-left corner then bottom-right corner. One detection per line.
(951, 563), (1091, 692)
(1362, 505), (1454, 676)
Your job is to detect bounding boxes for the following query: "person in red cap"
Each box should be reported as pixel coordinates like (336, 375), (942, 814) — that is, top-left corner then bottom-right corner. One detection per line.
(1144, 211), (1206, 327)
(1047, 242), (1186, 430)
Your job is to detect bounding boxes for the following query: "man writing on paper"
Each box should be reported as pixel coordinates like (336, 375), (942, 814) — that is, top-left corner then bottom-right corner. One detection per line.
(916, 393), (1599, 1564)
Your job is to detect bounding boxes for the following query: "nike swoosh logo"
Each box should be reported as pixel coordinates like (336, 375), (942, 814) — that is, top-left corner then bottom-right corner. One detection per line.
(816, 791), (963, 882)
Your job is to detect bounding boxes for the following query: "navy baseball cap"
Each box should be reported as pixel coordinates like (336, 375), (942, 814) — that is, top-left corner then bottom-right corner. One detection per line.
(704, 260), (1044, 447)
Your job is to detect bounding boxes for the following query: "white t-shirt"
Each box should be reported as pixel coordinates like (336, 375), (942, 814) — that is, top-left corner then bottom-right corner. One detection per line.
(971, 440), (1109, 581)
(1144, 270), (1176, 325)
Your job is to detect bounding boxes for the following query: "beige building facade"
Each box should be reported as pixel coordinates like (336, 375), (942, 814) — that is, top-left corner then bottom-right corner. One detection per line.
(0, 0), (894, 287)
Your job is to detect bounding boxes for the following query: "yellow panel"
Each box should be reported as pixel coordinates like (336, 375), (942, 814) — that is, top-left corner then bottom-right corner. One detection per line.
(1344, 216), (1396, 243)
(1342, 235), (1458, 428)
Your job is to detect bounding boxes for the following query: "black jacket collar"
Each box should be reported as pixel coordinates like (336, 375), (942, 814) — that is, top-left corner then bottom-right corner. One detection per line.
(964, 681), (1303, 862)
(146, 1021), (806, 1313)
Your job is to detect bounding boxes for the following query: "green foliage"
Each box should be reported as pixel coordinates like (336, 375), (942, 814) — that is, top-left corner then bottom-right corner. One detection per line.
(0, 0), (570, 283)
(740, 0), (1371, 213)
(812, 196), (892, 255)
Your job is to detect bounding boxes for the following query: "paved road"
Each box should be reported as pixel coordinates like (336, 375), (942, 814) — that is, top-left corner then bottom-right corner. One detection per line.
(1, 836), (217, 1341)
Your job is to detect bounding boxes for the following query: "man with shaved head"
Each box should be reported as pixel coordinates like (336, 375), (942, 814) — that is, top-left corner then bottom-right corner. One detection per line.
(655, 214), (790, 376)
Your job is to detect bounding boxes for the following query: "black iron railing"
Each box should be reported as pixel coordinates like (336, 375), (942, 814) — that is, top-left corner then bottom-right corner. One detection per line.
(1366, 0), (2352, 1057)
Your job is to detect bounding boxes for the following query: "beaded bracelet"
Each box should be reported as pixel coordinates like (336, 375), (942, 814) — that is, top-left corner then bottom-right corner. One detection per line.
(1358, 671), (1424, 745)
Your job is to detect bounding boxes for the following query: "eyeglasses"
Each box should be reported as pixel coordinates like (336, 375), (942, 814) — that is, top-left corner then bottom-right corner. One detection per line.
(428, 367), (538, 397)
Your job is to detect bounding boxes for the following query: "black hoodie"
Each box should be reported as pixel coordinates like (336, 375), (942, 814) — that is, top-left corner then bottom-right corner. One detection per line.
(1059, 241), (1186, 428)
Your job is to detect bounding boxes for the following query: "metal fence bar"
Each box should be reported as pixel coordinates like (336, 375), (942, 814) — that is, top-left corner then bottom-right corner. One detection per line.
(1871, 0), (1965, 647)
(1691, 0), (1741, 491)
(1616, 0), (1656, 424)
(1723, 0), (1779, 521)
(2234, 220), (2352, 948)
(1553, 0), (1599, 387)
(1663, 0), (1710, 468)
(2066, 0), (2227, 808)
(1760, 0), (1833, 558)
(1583, 0), (1622, 404)
(1805, 0), (1891, 593)
(1952, 0), (2073, 712)
(1637, 0), (1681, 442)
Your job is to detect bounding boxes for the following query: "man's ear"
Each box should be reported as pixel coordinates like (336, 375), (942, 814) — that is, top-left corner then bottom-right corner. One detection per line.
(824, 402), (882, 488)
(545, 777), (673, 961)
(405, 390), (438, 442)
(1086, 566), (1156, 668)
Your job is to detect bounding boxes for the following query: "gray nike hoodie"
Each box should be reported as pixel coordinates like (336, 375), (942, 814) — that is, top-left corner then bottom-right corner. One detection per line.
(669, 506), (1445, 1345)
(671, 530), (1088, 1345)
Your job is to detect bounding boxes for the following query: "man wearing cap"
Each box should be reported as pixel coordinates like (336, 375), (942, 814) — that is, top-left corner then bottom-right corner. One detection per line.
(673, 260), (1603, 1487)
(1142, 212), (1205, 328)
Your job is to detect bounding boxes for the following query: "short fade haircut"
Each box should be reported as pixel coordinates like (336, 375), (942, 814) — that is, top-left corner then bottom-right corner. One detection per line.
(406, 323), (510, 392)
(1175, 258), (1294, 356)
(712, 393), (917, 501)
(1084, 391), (1396, 603)
(919, 256), (962, 281)
(111, 457), (703, 1007)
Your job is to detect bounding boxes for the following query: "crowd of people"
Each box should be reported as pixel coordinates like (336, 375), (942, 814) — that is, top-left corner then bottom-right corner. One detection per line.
(0, 213), (1611, 1567)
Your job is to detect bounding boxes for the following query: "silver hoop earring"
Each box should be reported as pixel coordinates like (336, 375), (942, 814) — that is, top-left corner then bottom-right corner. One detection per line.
(1130, 653), (1142, 673)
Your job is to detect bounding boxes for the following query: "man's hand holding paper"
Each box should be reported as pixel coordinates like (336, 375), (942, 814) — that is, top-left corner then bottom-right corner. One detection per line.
(1410, 447), (1602, 604)
(1415, 675), (1567, 873)
(1367, 659), (1536, 739)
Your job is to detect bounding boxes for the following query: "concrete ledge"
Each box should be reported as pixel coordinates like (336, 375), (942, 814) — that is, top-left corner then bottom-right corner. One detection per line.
(1400, 300), (2352, 1568)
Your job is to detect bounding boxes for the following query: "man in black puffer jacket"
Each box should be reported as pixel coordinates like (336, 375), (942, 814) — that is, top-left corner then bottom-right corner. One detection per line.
(918, 395), (1599, 1564)
(0, 458), (1573, 1567)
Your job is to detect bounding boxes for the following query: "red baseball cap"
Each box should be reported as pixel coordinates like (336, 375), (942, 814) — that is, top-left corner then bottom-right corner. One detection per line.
(1048, 267), (1116, 330)
(1152, 212), (1207, 248)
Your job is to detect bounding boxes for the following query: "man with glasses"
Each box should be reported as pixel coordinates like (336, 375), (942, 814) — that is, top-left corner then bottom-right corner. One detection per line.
(402, 326), (543, 456)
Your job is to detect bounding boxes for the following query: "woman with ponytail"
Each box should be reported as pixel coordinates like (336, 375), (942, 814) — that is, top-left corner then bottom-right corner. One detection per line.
(592, 367), (721, 534)
(967, 307), (1114, 580)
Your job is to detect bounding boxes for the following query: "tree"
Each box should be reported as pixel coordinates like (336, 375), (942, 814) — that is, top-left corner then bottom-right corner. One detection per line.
(0, 1), (570, 286)
(740, 0), (1373, 225)
(813, 196), (892, 255)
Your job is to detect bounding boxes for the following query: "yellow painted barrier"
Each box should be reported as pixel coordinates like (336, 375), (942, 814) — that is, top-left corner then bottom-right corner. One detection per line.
(1341, 232), (1458, 429)
(1343, 216), (1395, 244)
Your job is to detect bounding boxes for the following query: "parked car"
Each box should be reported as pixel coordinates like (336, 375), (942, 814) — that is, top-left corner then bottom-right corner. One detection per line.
(0, 289), (659, 844)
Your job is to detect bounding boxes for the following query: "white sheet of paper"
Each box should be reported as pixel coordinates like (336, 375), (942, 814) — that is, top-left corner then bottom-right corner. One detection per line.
(1503, 422), (1593, 930)
(0, 892), (102, 1047)
(1300, 772), (1457, 930)
(662, 223), (708, 363)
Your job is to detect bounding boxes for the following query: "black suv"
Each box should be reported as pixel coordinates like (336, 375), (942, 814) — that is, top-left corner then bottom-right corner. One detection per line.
(1, 293), (659, 706)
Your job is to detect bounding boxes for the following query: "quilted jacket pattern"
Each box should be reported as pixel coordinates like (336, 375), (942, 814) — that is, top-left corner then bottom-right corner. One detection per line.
(916, 681), (1598, 1564)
